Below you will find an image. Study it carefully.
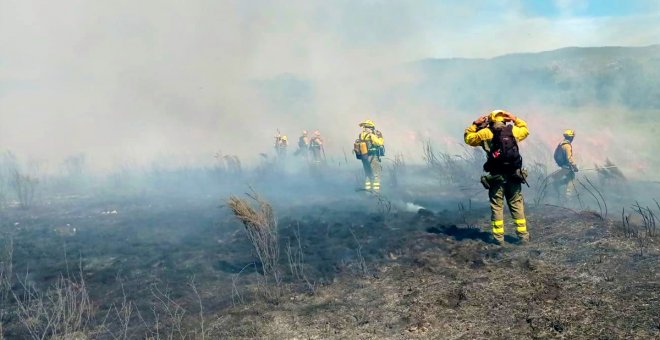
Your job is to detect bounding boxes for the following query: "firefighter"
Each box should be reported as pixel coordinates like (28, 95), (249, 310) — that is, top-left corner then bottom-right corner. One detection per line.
(357, 120), (384, 192)
(550, 129), (578, 199)
(295, 130), (310, 158)
(275, 134), (288, 159)
(309, 130), (324, 164)
(465, 110), (530, 244)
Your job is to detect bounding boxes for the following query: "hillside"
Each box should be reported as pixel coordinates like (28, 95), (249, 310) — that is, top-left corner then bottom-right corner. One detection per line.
(408, 45), (660, 110)
(257, 45), (660, 116)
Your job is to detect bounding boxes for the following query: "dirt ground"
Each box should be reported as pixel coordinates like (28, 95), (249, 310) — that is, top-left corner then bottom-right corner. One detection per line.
(0, 171), (658, 339)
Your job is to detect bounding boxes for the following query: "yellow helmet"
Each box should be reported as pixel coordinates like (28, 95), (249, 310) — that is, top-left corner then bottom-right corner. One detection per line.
(563, 129), (575, 137)
(488, 110), (507, 122)
(359, 119), (375, 128)
(281, 135), (288, 141)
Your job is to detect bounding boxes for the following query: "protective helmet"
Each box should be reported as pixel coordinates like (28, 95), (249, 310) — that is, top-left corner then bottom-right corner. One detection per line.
(359, 119), (375, 128)
(488, 110), (507, 122)
(281, 135), (288, 141)
(302, 130), (308, 135)
(563, 129), (575, 137)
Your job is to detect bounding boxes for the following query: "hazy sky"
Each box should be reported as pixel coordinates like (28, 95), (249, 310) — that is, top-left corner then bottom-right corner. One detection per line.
(0, 0), (658, 170)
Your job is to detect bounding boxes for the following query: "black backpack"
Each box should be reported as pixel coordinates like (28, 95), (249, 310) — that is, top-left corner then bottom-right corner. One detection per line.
(483, 125), (523, 174)
(553, 142), (568, 167)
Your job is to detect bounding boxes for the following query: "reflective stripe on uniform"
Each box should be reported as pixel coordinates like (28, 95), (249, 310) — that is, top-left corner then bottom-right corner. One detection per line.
(514, 218), (527, 232)
(514, 218), (526, 232)
(491, 220), (504, 234)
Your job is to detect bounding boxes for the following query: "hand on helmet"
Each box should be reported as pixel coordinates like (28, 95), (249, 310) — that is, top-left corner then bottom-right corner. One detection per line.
(473, 115), (488, 126)
(503, 112), (517, 122)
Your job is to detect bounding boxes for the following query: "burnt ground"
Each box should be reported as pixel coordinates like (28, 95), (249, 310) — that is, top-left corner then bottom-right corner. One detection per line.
(218, 200), (660, 339)
(0, 172), (659, 339)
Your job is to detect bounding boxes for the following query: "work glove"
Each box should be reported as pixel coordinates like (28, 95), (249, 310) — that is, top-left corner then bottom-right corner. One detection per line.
(374, 130), (383, 138)
(480, 175), (490, 190)
(571, 164), (579, 172)
(473, 115), (488, 127)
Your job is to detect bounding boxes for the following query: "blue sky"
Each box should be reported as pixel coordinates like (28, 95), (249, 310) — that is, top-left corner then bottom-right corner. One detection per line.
(524, 0), (656, 17)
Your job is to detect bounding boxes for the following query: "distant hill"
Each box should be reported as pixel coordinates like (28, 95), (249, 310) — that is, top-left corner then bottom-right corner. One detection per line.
(408, 45), (660, 110)
(256, 45), (660, 117)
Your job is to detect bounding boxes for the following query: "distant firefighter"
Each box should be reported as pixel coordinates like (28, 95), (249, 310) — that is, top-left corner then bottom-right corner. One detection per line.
(354, 119), (384, 192)
(309, 130), (325, 164)
(550, 129), (577, 198)
(294, 130), (310, 158)
(465, 110), (530, 244)
(274, 134), (288, 159)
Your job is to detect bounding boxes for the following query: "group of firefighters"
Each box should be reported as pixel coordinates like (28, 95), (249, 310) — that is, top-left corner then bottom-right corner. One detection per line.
(274, 130), (325, 164)
(272, 112), (580, 245)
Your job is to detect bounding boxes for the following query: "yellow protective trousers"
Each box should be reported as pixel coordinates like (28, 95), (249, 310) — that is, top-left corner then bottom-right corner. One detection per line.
(550, 167), (576, 198)
(362, 155), (381, 191)
(488, 174), (527, 237)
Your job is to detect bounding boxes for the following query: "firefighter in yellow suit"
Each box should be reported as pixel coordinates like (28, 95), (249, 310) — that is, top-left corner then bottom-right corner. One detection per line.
(464, 110), (530, 244)
(551, 129), (578, 199)
(358, 120), (384, 192)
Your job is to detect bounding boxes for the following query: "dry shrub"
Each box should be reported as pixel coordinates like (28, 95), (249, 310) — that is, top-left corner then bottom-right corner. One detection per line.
(12, 171), (38, 209)
(388, 152), (406, 188)
(227, 191), (280, 281)
(421, 139), (481, 189)
(11, 272), (94, 340)
(596, 159), (625, 182)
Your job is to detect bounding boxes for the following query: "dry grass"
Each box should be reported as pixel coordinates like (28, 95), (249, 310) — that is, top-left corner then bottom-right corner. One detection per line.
(387, 152), (406, 188)
(11, 271), (94, 339)
(421, 139), (482, 192)
(227, 190), (280, 282)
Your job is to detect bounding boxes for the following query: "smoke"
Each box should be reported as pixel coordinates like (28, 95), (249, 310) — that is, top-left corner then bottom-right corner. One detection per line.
(0, 0), (659, 174)
(398, 201), (426, 213)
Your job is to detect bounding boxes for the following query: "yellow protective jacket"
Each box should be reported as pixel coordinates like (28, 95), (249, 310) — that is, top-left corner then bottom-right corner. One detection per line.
(359, 130), (384, 156)
(464, 118), (529, 147)
(560, 140), (575, 167)
(359, 130), (384, 146)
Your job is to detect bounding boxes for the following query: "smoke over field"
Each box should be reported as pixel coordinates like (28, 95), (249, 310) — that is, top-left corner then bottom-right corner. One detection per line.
(0, 1), (660, 339)
(1, 1), (659, 174)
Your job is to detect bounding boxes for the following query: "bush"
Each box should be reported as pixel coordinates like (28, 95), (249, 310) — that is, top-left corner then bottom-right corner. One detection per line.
(227, 191), (280, 282)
